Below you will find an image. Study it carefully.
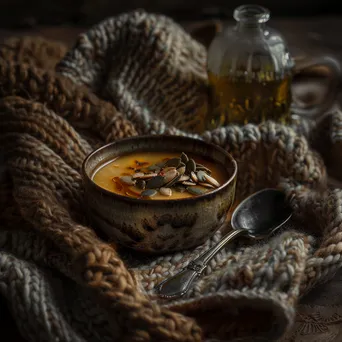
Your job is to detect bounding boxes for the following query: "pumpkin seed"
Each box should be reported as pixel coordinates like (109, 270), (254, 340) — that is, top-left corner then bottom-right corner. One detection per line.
(181, 152), (189, 164)
(204, 173), (220, 188)
(187, 186), (208, 196)
(174, 185), (186, 193)
(146, 175), (165, 189)
(163, 169), (178, 183)
(164, 158), (181, 168)
(160, 187), (172, 196)
(199, 182), (215, 189)
(148, 164), (161, 172)
(120, 175), (135, 185)
(182, 181), (196, 186)
(197, 170), (207, 182)
(196, 164), (211, 175)
(190, 171), (198, 183)
(162, 167), (177, 173)
(164, 173), (181, 188)
(132, 172), (145, 179)
(177, 166), (186, 175)
(141, 189), (157, 197)
(178, 175), (190, 182)
(186, 159), (196, 174)
(134, 173), (158, 180)
(136, 179), (146, 190)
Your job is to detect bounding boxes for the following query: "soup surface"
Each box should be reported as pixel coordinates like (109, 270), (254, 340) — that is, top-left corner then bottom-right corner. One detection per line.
(92, 151), (229, 200)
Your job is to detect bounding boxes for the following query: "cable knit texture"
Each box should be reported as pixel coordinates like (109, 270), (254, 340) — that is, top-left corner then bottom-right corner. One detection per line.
(1, 10), (342, 342)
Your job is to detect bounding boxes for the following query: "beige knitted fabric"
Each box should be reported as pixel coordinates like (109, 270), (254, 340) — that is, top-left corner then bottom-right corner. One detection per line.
(1, 9), (342, 342)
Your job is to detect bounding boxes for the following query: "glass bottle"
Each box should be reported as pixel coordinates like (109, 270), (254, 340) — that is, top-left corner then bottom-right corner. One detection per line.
(205, 4), (295, 129)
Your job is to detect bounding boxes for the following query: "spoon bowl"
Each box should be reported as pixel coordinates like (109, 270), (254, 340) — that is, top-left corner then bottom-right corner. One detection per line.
(231, 188), (292, 239)
(155, 188), (293, 298)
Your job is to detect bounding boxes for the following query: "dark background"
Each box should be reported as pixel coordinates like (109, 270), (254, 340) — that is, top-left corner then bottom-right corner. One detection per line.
(0, 0), (339, 28)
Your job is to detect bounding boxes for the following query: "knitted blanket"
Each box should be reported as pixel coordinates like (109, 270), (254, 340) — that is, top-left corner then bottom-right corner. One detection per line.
(1, 10), (342, 342)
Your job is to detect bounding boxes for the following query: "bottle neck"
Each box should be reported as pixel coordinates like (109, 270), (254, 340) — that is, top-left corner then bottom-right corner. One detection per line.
(233, 5), (270, 33)
(235, 21), (265, 32)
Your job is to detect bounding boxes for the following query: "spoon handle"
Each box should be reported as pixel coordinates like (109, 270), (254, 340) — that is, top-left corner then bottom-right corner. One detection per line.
(155, 228), (246, 298)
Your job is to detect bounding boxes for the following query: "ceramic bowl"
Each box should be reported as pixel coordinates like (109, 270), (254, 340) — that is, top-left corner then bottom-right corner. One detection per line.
(82, 135), (237, 254)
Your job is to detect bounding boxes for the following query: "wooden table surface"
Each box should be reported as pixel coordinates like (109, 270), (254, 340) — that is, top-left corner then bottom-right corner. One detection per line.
(0, 15), (342, 342)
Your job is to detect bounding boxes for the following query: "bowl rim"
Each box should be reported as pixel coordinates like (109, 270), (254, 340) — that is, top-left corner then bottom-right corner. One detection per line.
(81, 135), (238, 204)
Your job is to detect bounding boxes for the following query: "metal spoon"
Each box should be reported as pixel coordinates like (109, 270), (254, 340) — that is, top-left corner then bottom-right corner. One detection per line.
(155, 188), (293, 299)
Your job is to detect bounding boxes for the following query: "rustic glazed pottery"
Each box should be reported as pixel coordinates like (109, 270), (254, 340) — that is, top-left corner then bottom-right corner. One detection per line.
(82, 135), (237, 254)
